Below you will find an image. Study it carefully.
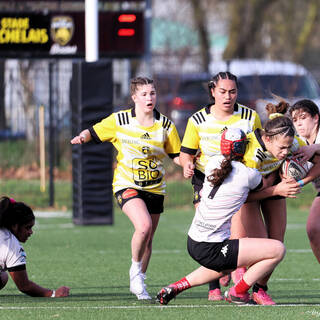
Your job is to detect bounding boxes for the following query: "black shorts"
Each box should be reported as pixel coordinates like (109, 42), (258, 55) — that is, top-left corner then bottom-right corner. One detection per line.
(191, 169), (205, 204)
(187, 236), (239, 272)
(115, 188), (164, 214)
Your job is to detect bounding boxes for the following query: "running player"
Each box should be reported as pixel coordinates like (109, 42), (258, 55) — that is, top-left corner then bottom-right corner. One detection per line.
(0, 196), (70, 297)
(156, 128), (286, 305)
(179, 71), (262, 300)
(70, 77), (181, 300)
(238, 101), (320, 305)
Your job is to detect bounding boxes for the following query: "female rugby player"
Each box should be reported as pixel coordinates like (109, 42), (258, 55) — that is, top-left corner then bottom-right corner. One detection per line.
(157, 128), (286, 306)
(0, 196), (69, 297)
(179, 71), (262, 300)
(71, 77), (181, 300)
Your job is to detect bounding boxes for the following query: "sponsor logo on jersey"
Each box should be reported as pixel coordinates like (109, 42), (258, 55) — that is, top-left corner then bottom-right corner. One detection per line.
(122, 188), (138, 199)
(141, 132), (151, 140)
(142, 146), (151, 154)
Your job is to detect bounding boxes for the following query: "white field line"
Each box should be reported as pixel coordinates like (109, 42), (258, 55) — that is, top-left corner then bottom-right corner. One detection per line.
(0, 304), (320, 310)
(34, 211), (71, 218)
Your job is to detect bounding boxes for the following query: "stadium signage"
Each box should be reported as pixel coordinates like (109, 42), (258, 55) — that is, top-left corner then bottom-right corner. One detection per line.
(0, 11), (144, 58)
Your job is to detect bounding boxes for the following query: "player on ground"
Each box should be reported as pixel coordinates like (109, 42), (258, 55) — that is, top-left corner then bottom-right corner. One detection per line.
(156, 128), (286, 305)
(239, 101), (320, 305)
(290, 99), (320, 264)
(0, 196), (70, 297)
(70, 77), (181, 300)
(179, 71), (262, 300)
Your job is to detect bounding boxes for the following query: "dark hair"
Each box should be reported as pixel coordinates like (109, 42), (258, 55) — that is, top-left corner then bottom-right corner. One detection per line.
(0, 197), (35, 230)
(207, 154), (241, 187)
(130, 77), (154, 96)
(289, 99), (320, 126)
(263, 101), (295, 138)
(208, 72), (238, 103)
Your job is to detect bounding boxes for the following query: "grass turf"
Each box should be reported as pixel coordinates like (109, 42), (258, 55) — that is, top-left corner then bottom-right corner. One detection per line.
(0, 206), (319, 320)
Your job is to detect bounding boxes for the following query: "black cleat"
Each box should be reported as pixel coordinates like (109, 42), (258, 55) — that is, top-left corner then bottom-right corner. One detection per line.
(156, 286), (177, 305)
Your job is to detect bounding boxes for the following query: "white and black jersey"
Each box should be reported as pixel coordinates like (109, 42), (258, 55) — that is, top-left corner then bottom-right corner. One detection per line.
(188, 156), (262, 243)
(0, 229), (26, 272)
(303, 129), (320, 191)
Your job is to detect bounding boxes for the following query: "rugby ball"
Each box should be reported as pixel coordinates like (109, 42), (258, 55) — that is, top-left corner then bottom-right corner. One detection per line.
(281, 157), (309, 181)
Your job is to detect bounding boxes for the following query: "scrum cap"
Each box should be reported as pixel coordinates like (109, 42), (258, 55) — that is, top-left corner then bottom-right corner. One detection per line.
(220, 128), (247, 157)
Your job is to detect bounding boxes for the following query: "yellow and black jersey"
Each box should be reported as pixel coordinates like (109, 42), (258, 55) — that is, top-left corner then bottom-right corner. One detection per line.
(89, 108), (181, 195)
(243, 129), (307, 176)
(181, 103), (262, 173)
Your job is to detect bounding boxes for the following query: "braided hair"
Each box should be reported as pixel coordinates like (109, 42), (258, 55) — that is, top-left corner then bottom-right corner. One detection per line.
(208, 72), (238, 103)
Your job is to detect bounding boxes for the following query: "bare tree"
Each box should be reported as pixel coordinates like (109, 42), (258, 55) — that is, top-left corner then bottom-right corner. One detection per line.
(223, 0), (277, 59)
(190, 0), (210, 72)
(293, 0), (320, 63)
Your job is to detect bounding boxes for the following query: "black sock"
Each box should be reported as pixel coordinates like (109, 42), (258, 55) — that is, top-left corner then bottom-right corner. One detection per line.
(252, 283), (268, 293)
(209, 279), (220, 291)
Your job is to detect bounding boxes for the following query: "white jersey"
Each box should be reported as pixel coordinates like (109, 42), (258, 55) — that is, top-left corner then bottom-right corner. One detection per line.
(0, 228), (26, 271)
(188, 156), (262, 243)
(301, 129), (320, 191)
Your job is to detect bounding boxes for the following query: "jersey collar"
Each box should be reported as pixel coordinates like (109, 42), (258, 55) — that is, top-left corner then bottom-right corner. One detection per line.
(254, 128), (267, 151)
(131, 107), (160, 120)
(205, 103), (239, 114)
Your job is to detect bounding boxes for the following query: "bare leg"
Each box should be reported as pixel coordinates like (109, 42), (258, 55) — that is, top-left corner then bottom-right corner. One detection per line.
(257, 198), (286, 286)
(122, 198), (153, 263)
(141, 213), (160, 273)
(306, 197), (320, 263)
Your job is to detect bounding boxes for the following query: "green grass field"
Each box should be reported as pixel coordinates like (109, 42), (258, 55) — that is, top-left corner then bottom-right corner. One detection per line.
(0, 205), (320, 320)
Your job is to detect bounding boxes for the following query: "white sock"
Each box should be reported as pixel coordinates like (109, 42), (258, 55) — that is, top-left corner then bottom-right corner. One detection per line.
(130, 259), (141, 276)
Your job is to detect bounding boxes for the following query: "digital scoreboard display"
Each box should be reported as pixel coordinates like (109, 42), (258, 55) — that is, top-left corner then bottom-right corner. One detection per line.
(0, 12), (144, 58)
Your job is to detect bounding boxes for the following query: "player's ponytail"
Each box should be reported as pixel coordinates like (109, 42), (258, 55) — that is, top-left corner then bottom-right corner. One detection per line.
(207, 155), (235, 187)
(0, 196), (35, 231)
(263, 101), (295, 138)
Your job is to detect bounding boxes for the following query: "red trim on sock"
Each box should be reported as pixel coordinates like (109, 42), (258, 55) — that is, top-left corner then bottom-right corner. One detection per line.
(234, 278), (250, 294)
(171, 277), (191, 293)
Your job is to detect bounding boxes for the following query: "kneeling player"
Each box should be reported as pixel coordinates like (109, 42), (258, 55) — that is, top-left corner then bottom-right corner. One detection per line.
(156, 128), (286, 305)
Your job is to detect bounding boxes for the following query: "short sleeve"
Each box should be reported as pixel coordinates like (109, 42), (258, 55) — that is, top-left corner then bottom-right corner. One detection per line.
(6, 243), (26, 269)
(91, 114), (117, 143)
(181, 118), (199, 151)
(165, 124), (181, 157)
(253, 113), (262, 130)
(248, 168), (262, 190)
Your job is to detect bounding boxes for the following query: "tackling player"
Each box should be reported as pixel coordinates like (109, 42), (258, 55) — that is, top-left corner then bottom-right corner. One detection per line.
(156, 128), (286, 305)
(71, 77), (181, 300)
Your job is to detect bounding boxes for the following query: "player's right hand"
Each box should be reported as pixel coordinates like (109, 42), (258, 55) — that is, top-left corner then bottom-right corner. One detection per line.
(70, 135), (85, 144)
(55, 286), (70, 297)
(183, 162), (195, 179)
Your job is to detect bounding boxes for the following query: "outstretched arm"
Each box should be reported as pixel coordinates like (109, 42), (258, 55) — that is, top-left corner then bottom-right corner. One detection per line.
(70, 129), (92, 145)
(246, 176), (301, 202)
(9, 269), (70, 297)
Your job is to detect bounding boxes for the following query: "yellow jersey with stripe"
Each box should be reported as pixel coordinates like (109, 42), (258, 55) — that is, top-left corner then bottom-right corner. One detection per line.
(181, 103), (262, 173)
(89, 108), (181, 195)
(243, 129), (307, 176)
